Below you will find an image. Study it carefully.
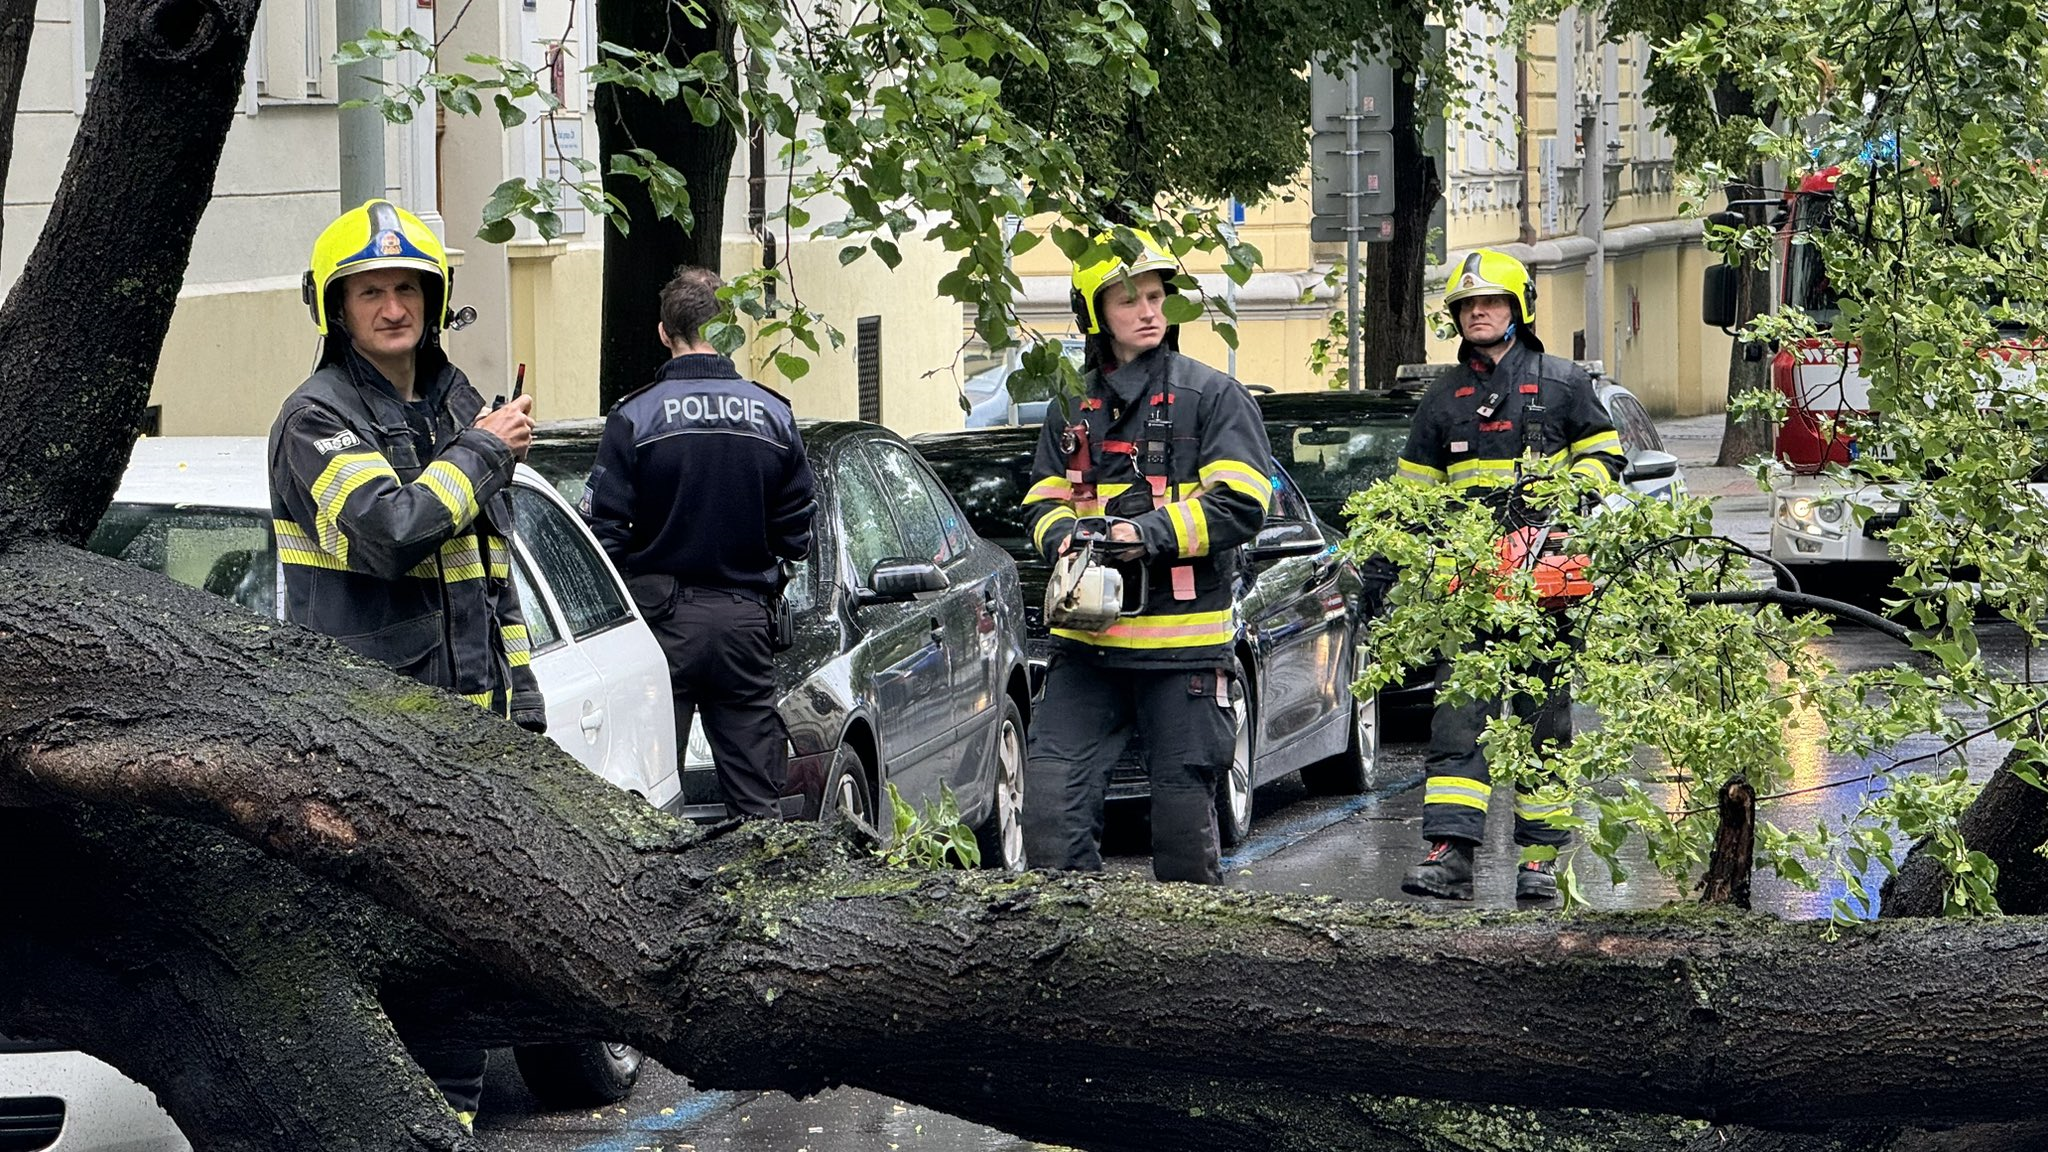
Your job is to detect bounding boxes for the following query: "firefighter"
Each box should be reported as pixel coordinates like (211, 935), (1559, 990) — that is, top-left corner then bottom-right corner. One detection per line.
(1395, 248), (1625, 903)
(1019, 232), (1276, 885)
(579, 266), (816, 820)
(268, 199), (542, 1128)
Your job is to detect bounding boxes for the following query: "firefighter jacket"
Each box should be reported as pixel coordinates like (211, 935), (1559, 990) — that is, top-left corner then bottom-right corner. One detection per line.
(267, 346), (544, 720)
(1021, 345), (1275, 668)
(579, 353), (815, 601)
(1394, 341), (1625, 502)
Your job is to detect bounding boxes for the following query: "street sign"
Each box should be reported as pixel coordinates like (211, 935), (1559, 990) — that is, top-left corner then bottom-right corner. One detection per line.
(1310, 57), (1395, 134)
(1310, 130), (1397, 221)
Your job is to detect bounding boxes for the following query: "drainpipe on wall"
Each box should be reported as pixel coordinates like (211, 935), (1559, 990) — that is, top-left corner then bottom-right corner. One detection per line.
(336, 0), (386, 210)
(1516, 55), (1535, 245)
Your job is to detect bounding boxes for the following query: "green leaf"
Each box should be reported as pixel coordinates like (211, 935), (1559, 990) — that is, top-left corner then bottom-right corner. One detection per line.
(872, 239), (902, 268)
(1161, 294), (1202, 324)
(922, 6), (958, 33)
(774, 351), (811, 380)
(494, 93), (526, 128)
(476, 218), (517, 244)
(839, 245), (866, 266)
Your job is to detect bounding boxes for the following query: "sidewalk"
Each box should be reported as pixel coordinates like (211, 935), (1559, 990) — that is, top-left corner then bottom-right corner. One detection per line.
(1658, 411), (1766, 507)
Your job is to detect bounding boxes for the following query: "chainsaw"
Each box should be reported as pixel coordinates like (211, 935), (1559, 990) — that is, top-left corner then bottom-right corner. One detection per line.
(1043, 516), (1150, 632)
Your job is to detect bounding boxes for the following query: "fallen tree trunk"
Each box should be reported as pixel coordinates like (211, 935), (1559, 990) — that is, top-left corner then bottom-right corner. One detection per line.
(1883, 743), (2048, 917)
(11, 540), (2048, 1150)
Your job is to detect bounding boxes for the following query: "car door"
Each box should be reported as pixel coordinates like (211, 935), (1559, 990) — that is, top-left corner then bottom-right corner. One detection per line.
(834, 440), (953, 804)
(864, 437), (999, 798)
(508, 477), (680, 811)
(1244, 467), (1351, 773)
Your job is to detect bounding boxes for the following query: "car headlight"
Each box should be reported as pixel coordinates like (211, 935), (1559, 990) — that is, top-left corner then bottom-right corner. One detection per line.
(1815, 500), (1844, 525)
(1787, 497), (1814, 522)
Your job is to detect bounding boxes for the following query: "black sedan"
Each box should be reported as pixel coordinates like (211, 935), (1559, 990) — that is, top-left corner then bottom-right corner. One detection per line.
(911, 426), (1382, 847)
(528, 418), (1033, 870)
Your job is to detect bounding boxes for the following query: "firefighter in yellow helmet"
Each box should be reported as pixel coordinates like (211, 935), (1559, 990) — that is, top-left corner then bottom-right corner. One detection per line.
(266, 200), (539, 1127)
(1018, 230), (1277, 884)
(1394, 247), (1625, 904)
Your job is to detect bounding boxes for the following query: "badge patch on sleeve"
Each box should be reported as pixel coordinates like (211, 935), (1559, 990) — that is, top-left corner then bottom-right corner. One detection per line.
(313, 429), (362, 454)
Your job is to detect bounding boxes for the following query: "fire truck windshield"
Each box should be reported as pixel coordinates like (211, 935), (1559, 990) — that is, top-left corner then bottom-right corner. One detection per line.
(1784, 193), (1839, 325)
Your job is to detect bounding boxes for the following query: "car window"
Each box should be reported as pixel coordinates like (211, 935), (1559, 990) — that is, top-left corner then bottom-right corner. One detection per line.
(1261, 417), (1411, 521)
(865, 440), (957, 564)
(920, 440), (1036, 557)
(1269, 465), (1316, 523)
(836, 448), (908, 584)
(1604, 391), (1664, 455)
(87, 504), (277, 617)
(911, 454), (975, 561)
(511, 555), (563, 651)
(510, 485), (632, 639)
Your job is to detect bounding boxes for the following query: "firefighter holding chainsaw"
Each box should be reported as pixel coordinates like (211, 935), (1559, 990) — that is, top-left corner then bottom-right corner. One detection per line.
(1020, 233), (1275, 885)
(1396, 248), (1625, 903)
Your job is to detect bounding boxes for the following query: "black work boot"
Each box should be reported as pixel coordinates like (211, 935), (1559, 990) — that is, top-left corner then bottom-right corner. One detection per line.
(1516, 858), (1558, 902)
(1401, 839), (1475, 900)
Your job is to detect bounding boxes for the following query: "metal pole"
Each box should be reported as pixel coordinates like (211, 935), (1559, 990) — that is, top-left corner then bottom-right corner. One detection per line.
(1224, 197), (1239, 380)
(337, 0), (387, 210)
(1345, 63), (1363, 392)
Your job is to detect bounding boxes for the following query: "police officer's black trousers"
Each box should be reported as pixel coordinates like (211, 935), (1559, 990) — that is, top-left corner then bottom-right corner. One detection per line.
(1419, 655), (1573, 848)
(642, 586), (788, 820)
(1022, 657), (1233, 884)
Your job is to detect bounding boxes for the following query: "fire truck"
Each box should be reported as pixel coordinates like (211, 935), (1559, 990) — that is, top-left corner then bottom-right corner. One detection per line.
(1703, 167), (1910, 588)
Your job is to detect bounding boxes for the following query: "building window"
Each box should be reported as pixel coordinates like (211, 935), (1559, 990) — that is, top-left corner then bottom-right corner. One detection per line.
(856, 316), (882, 424)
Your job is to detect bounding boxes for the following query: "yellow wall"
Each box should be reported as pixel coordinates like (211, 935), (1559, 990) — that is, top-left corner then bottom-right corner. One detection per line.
(149, 281), (316, 436)
(506, 241), (604, 422)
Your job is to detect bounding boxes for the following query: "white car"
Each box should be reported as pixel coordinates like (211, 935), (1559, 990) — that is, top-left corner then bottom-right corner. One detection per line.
(1, 437), (680, 1148)
(86, 437), (678, 809)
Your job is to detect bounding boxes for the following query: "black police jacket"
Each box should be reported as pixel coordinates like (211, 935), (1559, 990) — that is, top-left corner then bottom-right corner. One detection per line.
(579, 353), (816, 600)
(267, 347), (544, 721)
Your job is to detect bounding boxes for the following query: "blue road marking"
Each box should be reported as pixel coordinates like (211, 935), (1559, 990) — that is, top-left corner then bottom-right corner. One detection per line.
(1221, 770), (1424, 870)
(573, 1089), (737, 1152)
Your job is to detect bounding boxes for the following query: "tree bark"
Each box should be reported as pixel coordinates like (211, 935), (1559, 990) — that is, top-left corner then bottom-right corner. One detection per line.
(14, 541), (2048, 1148)
(0, 0), (259, 544)
(592, 0), (737, 410)
(1361, 29), (1440, 392)
(1883, 743), (2048, 918)
(1712, 81), (1775, 467)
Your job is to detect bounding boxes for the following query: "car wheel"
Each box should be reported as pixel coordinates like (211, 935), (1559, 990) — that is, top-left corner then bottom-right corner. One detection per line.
(1215, 692), (1254, 848)
(974, 696), (1027, 871)
(512, 1041), (643, 1108)
(1301, 688), (1380, 796)
(819, 740), (877, 831)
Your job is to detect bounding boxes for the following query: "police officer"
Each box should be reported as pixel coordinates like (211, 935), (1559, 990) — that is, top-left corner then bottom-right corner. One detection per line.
(1019, 232), (1275, 885)
(580, 266), (816, 820)
(268, 199), (542, 1128)
(1394, 248), (1625, 903)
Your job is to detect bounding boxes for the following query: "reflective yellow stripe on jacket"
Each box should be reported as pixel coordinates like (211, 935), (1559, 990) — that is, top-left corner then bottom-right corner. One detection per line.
(1196, 460), (1273, 512)
(1397, 459), (1447, 485)
(1167, 498), (1210, 557)
(274, 519), (349, 571)
(501, 623), (532, 668)
(416, 459), (482, 530)
(1051, 608), (1234, 649)
(308, 451), (398, 562)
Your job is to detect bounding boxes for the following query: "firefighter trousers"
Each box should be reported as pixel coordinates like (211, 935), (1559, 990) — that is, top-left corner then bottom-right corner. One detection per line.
(1420, 656), (1574, 848)
(1022, 657), (1234, 885)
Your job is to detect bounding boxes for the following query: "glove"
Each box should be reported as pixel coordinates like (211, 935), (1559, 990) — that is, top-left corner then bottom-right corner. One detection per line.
(510, 689), (549, 734)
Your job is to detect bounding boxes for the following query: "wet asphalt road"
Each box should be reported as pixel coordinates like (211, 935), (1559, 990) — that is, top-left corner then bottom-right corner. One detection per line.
(477, 465), (2041, 1152)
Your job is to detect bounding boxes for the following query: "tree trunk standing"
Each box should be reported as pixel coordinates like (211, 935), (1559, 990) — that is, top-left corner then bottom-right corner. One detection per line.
(0, 0), (259, 544)
(592, 0), (737, 410)
(1361, 43), (1440, 390)
(0, 0), (39, 243)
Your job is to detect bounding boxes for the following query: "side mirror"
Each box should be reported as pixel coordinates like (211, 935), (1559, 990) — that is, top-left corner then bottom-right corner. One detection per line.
(1249, 520), (1328, 562)
(859, 558), (948, 604)
(1623, 449), (1680, 484)
(1703, 264), (1743, 329)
